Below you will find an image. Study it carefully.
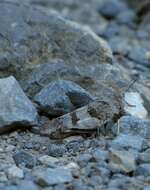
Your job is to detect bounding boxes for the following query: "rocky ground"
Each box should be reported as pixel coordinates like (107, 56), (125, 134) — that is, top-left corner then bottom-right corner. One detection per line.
(0, 0), (150, 189)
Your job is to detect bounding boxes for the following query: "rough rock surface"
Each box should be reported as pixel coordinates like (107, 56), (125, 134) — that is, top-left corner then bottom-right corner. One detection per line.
(0, 1), (112, 80)
(0, 76), (38, 133)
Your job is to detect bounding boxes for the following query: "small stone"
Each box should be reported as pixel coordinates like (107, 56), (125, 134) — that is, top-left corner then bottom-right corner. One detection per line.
(54, 184), (66, 190)
(145, 51), (150, 60)
(77, 154), (93, 167)
(98, 0), (127, 19)
(7, 165), (24, 179)
(92, 149), (109, 162)
(38, 155), (59, 166)
(5, 145), (15, 152)
(144, 187), (150, 190)
(129, 47), (150, 66)
(13, 150), (36, 168)
(63, 136), (84, 144)
(135, 164), (150, 177)
(109, 148), (136, 173)
(0, 172), (7, 182)
(139, 149), (150, 163)
(117, 116), (148, 137)
(62, 162), (80, 177)
(18, 180), (38, 190)
(33, 167), (73, 187)
(48, 144), (66, 157)
(117, 10), (136, 25)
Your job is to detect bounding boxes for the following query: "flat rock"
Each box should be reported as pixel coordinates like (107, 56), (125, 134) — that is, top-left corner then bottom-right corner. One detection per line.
(33, 167), (73, 186)
(0, 76), (38, 134)
(34, 80), (95, 117)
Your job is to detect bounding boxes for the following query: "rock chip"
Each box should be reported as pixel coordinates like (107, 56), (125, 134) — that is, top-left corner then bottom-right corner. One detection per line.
(34, 80), (95, 117)
(33, 167), (73, 187)
(0, 76), (38, 134)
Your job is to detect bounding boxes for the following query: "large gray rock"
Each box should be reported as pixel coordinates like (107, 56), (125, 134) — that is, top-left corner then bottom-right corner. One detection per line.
(34, 80), (95, 117)
(0, 76), (38, 133)
(12, 0), (108, 35)
(0, 1), (129, 110)
(0, 1), (112, 80)
(22, 61), (128, 102)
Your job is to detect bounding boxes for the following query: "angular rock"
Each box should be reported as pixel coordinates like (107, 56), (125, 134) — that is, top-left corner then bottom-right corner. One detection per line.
(13, 150), (36, 168)
(0, 76), (38, 134)
(32, 99), (124, 139)
(34, 80), (95, 117)
(109, 148), (136, 173)
(33, 167), (73, 187)
(124, 92), (148, 119)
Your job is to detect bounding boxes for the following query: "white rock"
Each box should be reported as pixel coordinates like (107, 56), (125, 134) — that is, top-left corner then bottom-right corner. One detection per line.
(124, 92), (148, 119)
(7, 165), (24, 179)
